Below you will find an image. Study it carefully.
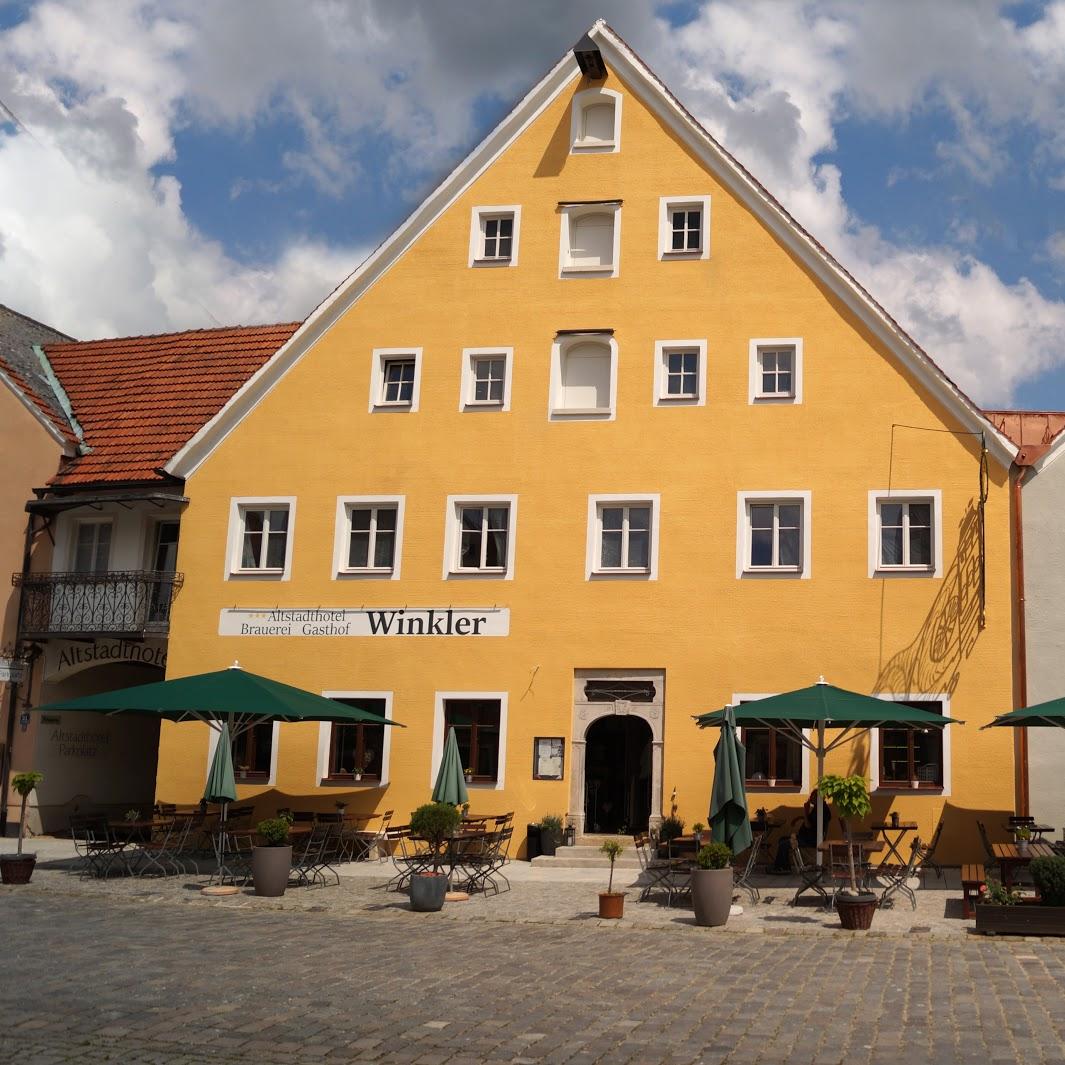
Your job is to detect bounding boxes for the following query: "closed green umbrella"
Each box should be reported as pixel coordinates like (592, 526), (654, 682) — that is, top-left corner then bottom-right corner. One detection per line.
(709, 706), (753, 856)
(204, 723), (238, 806)
(432, 727), (469, 806)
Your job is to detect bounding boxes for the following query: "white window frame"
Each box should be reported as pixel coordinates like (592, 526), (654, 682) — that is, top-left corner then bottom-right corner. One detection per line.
(467, 205), (521, 268)
(208, 721), (280, 787)
(748, 338), (804, 405)
(871, 693), (952, 796)
(459, 347), (514, 412)
(317, 691), (394, 788)
(549, 334), (618, 421)
(868, 490), (942, 578)
(558, 203), (621, 279)
(653, 339), (707, 407)
(443, 494), (517, 580)
(369, 347), (423, 413)
(432, 691), (509, 790)
(570, 87), (622, 153)
(332, 495), (405, 580)
(736, 491), (811, 579)
(658, 196), (711, 261)
(732, 693), (811, 792)
(225, 496), (296, 581)
(70, 516), (115, 572)
(586, 493), (660, 580)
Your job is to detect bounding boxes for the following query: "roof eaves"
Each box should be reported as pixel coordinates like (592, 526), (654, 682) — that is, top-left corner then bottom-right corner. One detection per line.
(0, 362), (75, 453)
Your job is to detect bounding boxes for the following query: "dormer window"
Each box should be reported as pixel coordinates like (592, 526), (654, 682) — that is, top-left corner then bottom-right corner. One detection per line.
(559, 202), (621, 278)
(469, 206), (521, 268)
(570, 88), (622, 154)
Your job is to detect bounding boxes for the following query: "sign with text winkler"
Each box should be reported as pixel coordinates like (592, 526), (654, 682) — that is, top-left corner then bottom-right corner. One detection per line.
(219, 607), (509, 638)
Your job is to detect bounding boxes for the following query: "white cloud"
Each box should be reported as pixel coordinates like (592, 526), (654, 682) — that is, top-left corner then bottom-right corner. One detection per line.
(1, 0), (1064, 403)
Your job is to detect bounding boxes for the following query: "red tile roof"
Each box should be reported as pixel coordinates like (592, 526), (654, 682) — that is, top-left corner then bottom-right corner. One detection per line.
(43, 323), (299, 487)
(0, 354), (79, 448)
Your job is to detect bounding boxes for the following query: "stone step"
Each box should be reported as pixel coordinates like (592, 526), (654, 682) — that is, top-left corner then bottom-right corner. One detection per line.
(530, 854), (643, 869)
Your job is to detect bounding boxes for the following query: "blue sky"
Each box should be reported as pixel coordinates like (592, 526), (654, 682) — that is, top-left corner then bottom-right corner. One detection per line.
(1, 1), (1064, 408)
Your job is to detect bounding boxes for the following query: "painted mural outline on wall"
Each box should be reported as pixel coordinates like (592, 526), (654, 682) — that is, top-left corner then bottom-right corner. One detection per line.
(219, 607), (510, 637)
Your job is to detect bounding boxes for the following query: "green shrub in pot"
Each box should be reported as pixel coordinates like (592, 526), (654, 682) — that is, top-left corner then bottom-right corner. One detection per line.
(257, 816), (293, 847)
(692, 841), (733, 927)
(251, 812), (294, 897)
(1030, 856), (1065, 906)
(408, 802), (462, 912)
(0, 770), (43, 884)
(696, 842), (732, 870)
(658, 815), (685, 843)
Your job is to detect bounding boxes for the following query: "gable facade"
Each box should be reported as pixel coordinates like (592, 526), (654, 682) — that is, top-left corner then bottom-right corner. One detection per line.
(155, 28), (1017, 859)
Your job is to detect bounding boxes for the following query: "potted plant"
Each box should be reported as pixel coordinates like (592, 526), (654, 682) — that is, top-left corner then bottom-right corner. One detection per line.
(539, 813), (564, 857)
(1015, 825), (1032, 854)
(0, 770), (43, 884)
(657, 815), (685, 853)
(976, 860), (1065, 935)
(692, 821), (706, 844)
(692, 841), (733, 927)
(408, 801), (461, 912)
(599, 839), (625, 918)
(464, 766), (474, 784)
(251, 813), (293, 897)
(334, 799), (349, 815)
(818, 774), (876, 930)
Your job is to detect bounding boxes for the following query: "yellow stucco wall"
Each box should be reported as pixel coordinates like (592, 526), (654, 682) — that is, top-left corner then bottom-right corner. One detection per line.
(157, 70), (1016, 862)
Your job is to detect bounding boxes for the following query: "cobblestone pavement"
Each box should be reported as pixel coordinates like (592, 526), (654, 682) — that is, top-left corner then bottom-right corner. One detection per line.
(4, 889), (1065, 1065)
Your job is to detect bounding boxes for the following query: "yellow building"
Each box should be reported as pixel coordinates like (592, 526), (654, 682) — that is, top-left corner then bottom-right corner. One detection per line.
(156, 23), (1019, 863)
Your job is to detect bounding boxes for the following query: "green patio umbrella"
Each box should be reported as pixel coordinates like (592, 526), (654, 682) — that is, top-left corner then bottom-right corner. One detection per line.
(983, 696), (1065, 729)
(432, 726), (469, 806)
(204, 722), (238, 806)
(709, 706), (753, 856)
(696, 678), (962, 863)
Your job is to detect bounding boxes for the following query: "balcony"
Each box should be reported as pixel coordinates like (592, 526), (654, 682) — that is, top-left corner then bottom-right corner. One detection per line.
(12, 570), (185, 640)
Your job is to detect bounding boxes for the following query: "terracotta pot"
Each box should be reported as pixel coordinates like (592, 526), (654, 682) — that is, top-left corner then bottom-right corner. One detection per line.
(836, 892), (878, 930)
(251, 845), (292, 897)
(0, 853), (36, 885)
(410, 872), (449, 912)
(691, 867), (733, 927)
(598, 891), (625, 919)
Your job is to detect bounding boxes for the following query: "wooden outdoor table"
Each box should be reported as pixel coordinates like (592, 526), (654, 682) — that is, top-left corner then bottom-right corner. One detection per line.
(870, 821), (918, 870)
(1002, 822), (1055, 839)
(817, 840), (885, 854)
(992, 841), (1056, 888)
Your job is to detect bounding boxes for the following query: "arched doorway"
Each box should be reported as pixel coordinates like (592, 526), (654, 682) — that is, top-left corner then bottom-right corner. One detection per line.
(584, 715), (651, 833)
(569, 670), (664, 837)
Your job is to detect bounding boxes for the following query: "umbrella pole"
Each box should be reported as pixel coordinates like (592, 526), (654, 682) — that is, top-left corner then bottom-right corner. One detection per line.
(816, 721), (825, 868)
(217, 800), (229, 883)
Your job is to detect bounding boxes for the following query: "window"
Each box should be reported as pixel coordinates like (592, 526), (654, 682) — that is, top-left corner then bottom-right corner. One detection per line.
(877, 700), (946, 790)
(227, 498), (296, 580)
(550, 335), (617, 420)
(460, 347), (513, 411)
(587, 494), (660, 579)
(743, 729), (803, 788)
(869, 492), (942, 576)
(347, 506), (397, 571)
(369, 348), (422, 413)
(653, 340), (707, 406)
(748, 338), (803, 404)
(333, 496), (404, 580)
(570, 88), (622, 153)
(444, 496), (517, 579)
(734, 695), (806, 790)
(736, 492), (811, 578)
(324, 698), (386, 782)
(559, 203), (621, 277)
(73, 520), (112, 573)
(444, 699), (501, 783)
(658, 196), (711, 260)
(468, 206), (521, 268)
(232, 723), (274, 783)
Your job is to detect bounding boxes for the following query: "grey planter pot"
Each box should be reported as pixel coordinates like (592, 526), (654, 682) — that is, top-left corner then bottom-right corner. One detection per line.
(691, 868), (732, 927)
(251, 845), (292, 897)
(540, 828), (563, 857)
(409, 872), (449, 911)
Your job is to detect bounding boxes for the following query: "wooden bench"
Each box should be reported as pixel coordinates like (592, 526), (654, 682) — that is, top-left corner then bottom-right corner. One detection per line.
(961, 863), (986, 918)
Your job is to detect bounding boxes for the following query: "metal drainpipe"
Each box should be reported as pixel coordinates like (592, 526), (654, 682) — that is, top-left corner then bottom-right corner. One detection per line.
(1, 512), (37, 835)
(1013, 462), (1030, 817)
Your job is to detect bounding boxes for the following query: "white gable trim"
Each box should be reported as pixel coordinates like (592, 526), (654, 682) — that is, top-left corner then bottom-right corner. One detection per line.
(166, 20), (1015, 479)
(0, 365), (75, 454)
(166, 52), (582, 479)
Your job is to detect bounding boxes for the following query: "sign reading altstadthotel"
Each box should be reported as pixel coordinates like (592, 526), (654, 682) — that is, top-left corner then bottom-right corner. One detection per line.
(219, 607), (509, 637)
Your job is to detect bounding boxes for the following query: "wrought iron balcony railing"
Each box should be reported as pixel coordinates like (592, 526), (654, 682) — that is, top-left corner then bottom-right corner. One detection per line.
(12, 570), (184, 640)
